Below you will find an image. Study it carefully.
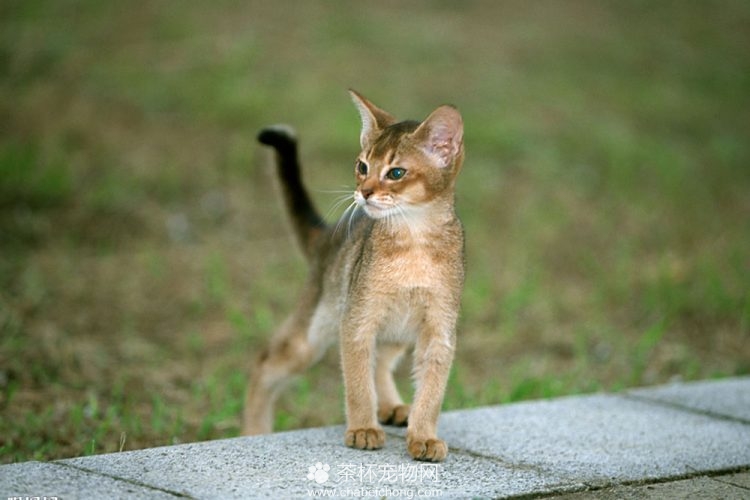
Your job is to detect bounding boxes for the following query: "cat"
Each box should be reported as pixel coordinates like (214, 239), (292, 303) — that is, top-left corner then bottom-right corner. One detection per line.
(242, 90), (465, 462)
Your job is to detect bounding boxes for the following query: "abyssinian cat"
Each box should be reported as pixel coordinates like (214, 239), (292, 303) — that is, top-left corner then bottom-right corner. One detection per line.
(243, 90), (465, 462)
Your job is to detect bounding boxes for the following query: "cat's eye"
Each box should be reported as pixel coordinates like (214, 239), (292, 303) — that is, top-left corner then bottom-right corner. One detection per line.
(356, 160), (368, 176)
(385, 167), (406, 181)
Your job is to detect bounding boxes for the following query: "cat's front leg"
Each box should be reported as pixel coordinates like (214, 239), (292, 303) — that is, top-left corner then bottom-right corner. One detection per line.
(340, 324), (385, 450)
(407, 324), (456, 462)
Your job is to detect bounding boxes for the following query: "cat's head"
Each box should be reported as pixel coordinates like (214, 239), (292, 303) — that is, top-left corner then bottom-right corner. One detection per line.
(349, 90), (464, 222)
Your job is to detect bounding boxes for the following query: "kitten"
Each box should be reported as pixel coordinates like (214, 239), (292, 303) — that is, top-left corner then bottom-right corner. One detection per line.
(243, 90), (465, 462)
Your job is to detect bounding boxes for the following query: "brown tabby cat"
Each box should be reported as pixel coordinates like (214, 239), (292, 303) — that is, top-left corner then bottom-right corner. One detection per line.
(242, 90), (465, 462)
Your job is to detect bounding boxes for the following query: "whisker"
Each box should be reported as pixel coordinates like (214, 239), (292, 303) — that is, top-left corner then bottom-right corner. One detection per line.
(324, 193), (355, 221)
(383, 208), (392, 230)
(346, 203), (360, 238)
(332, 203), (351, 237)
(393, 205), (406, 234)
(315, 189), (356, 195)
(326, 193), (353, 209)
(396, 204), (417, 239)
(333, 201), (358, 239)
(313, 184), (355, 195)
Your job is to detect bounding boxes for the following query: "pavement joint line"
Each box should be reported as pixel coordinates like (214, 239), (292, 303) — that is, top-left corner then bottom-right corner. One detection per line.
(516, 485), (606, 500)
(491, 488), (589, 500)
(707, 468), (750, 491)
(529, 466), (750, 500)
(601, 466), (750, 494)
(54, 460), (194, 498)
(621, 392), (750, 426)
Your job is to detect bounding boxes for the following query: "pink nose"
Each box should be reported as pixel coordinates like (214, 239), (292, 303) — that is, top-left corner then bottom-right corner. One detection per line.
(361, 188), (374, 199)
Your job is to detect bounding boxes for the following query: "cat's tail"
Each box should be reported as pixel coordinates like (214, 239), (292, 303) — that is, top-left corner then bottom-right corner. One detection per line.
(257, 125), (327, 260)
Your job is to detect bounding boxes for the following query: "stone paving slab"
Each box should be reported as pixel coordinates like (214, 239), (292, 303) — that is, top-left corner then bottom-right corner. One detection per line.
(0, 461), (174, 499)
(432, 392), (750, 487)
(627, 376), (750, 422)
(60, 426), (581, 499)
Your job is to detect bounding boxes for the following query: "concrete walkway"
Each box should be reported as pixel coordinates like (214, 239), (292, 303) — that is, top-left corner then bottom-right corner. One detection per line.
(2, 377), (749, 499)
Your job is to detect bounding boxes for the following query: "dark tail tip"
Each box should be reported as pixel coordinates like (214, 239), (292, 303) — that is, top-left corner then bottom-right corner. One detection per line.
(257, 125), (297, 151)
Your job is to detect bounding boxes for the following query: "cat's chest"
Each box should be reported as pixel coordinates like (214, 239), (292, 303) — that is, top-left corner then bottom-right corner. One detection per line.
(384, 248), (433, 286)
(344, 221), (463, 296)
(373, 244), (451, 291)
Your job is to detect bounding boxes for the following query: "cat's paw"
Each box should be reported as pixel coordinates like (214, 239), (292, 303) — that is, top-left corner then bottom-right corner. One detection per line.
(344, 427), (385, 450)
(407, 436), (448, 462)
(378, 404), (410, 427)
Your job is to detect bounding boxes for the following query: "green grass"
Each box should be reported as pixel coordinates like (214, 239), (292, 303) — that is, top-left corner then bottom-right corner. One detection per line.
(0, 142), (72, 209)
(1, 0), (749, 463)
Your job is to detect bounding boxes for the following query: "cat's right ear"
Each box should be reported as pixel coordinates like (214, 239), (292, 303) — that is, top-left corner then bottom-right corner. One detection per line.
(349, 90), (396, 149)
(413, 105), (464, 170)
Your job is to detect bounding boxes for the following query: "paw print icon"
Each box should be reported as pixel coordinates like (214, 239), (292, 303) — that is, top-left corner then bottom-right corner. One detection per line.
(307, 462), (331, 484)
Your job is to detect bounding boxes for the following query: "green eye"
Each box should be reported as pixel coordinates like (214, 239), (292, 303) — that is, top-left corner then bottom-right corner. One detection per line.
(356, 160), (368, 176)
(386, 167), (406, 180)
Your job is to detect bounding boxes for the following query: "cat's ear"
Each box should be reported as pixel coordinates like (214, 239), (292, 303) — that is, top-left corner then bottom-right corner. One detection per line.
(349, 89), (396, 149)
(414, 105), (464, 169)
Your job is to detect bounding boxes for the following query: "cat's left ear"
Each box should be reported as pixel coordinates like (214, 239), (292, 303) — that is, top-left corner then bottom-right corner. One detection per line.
(414, 105), (464, 169)
(349, 89), (397, 149)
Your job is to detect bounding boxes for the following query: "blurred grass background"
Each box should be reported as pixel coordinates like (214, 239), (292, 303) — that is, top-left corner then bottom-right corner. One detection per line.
(1, 0), (748, 463)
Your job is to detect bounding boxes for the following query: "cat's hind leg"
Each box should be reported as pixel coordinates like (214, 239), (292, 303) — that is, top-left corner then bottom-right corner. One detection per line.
(242, 297), (331, 435)
(375, 343), (410, 426)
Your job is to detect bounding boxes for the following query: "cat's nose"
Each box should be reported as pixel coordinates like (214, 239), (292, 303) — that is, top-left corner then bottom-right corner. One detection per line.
(361, 188), (374, 199)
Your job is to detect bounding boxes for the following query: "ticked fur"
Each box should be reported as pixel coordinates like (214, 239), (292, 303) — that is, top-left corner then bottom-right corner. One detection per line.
(243, 91), (465, 462)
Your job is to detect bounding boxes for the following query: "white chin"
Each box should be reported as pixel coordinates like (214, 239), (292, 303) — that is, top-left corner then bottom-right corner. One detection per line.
(363, 205), (394, 219)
